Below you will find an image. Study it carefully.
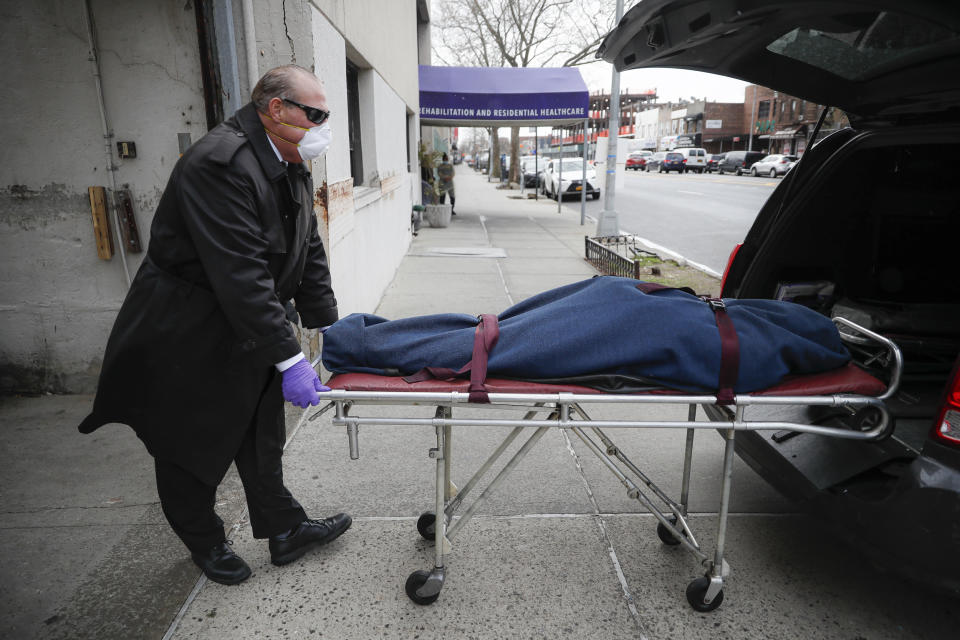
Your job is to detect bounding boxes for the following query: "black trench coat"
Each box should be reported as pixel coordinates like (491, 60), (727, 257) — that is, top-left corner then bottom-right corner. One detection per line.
(79, 103), (338, 485)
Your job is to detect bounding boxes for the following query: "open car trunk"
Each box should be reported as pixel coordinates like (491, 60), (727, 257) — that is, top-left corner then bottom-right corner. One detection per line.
(703, 124), (960, 591)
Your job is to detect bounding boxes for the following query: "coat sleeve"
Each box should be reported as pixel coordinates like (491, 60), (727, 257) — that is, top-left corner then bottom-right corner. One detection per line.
(293, 211), (339, 328)
(176, 151), (302, 367)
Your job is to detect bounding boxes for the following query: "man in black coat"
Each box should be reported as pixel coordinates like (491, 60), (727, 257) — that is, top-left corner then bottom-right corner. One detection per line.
(79, 65), (351, 585)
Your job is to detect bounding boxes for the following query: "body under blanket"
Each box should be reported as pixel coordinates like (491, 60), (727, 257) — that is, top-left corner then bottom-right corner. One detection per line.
(321, 276), (850, 394)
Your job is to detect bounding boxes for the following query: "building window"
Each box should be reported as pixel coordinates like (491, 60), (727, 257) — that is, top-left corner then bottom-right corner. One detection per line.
(346, 61), (363, 187)
(757, 100), (770, 119)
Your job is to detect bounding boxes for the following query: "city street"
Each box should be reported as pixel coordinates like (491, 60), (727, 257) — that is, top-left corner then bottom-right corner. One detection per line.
(550, 169), (779, 274)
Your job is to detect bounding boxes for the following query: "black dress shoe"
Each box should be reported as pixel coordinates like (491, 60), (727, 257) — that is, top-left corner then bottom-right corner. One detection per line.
(191, 541), (251, 585)
(269, 513), (353, 566)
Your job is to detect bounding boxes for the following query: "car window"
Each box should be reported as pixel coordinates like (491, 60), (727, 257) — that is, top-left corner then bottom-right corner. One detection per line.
(765, 12), (956, 81)
(666, 153), (683, 160)
(553, 160), (585, 172)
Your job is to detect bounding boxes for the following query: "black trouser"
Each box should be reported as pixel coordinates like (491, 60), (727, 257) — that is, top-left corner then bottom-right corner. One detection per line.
(154, 417), (307, 553)
(439, 191), (455, 211)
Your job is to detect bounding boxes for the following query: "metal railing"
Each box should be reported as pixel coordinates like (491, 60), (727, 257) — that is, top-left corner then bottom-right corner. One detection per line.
(585, 235), (643, 279)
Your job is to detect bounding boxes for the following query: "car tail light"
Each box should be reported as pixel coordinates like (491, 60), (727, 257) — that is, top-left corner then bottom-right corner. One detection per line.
(683, 158), (688, 163)
(720, 243), (742, 294)
(933, 360), (960, 446)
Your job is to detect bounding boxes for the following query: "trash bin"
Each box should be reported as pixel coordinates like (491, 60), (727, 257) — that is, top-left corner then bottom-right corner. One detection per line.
(423, 203), (452, 228)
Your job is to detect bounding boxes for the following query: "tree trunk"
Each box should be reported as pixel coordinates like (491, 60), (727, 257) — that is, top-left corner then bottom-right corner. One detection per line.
(490, 128), (501, 179)
(510, 127), (520, 185)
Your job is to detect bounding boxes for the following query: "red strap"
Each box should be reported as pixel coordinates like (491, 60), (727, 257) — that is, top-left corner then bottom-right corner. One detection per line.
(467, 314), (499, 403)
(402, 314), (500, 403)
(702, 297), (739, 405)
(637, 283), (739, 405)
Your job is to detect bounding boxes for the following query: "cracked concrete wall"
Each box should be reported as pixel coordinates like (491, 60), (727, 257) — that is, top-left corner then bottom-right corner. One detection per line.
(0, 0), (207, 393)
(0, 0), (417, 394)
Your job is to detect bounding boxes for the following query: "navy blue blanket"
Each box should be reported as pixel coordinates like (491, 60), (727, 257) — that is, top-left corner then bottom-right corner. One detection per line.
(321, 276), (849, 394)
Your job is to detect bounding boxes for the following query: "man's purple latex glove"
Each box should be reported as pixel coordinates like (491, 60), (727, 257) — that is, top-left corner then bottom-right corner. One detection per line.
(281, 359), (331, 408)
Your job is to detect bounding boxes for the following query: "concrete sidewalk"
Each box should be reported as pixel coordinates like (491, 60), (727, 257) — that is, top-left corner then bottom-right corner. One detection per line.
(2, 167), (957, 639)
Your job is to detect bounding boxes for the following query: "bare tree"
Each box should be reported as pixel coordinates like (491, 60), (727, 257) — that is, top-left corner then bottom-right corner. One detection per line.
(433, 0), (637, 184)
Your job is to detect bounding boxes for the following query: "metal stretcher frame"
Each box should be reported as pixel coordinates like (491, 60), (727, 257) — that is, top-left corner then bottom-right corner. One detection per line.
(315, 317), (902, 611)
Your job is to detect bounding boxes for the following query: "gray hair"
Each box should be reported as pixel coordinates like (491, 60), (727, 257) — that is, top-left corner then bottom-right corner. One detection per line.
(251, 65), (318, 111)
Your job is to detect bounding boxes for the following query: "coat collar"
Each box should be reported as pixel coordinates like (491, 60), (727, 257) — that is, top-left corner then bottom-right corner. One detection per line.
(234, 102), (309, 182)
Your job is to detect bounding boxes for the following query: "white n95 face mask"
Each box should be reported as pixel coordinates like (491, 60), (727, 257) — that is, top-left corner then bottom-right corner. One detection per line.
(295, 122), (332, 161)
(264, 116), (332, 162)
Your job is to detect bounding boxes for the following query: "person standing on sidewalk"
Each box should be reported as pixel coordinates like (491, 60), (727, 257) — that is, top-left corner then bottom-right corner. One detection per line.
(437, 152), (456, 214)
(78, 65), (351, 585)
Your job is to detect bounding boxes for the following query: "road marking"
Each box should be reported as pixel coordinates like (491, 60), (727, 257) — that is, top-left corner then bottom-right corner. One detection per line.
(677, 190), (704, 195)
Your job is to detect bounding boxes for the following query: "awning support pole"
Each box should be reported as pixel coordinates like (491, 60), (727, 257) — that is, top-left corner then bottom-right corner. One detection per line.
(596, 0), (625, 237)
(558, 126), (564, 214)
(580, 118), (587, 225)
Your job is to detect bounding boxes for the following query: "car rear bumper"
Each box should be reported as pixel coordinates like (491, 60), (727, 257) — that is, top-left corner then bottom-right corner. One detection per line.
(703, 403), (960, 596)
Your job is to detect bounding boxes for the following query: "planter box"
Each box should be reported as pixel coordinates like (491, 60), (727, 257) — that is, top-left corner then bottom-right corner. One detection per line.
(424, 203), (452, 228)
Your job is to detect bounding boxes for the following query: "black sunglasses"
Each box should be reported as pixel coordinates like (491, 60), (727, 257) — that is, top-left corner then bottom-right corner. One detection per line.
(282, 97), (330, 126)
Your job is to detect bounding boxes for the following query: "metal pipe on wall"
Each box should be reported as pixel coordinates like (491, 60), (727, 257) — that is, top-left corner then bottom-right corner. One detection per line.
(241, 0), (259, 92)
(83, 0), (132, 287)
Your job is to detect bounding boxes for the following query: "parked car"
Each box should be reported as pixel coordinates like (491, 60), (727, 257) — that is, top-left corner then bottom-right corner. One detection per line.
(600, 0), (960, 596)
(644, 151), (667, 172)
(750, 154), (798, 177)
(475, 151), (489, 172)
(716, 150), (766, 175)
(626, 150), (652, 171)
(658, 151), (685, 173)
(541, 157), (600, 200)
(705, 153), (725, 173)
(676, 147), (708, 173)
(520, 156), (543, 188)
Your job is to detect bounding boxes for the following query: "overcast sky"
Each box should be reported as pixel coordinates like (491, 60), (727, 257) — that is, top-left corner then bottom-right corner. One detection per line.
(577, 60), (749, 104)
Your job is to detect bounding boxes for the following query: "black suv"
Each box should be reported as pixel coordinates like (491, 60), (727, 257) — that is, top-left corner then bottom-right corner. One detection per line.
(600, 0), (960, 596)
(716, 150), (765, 175)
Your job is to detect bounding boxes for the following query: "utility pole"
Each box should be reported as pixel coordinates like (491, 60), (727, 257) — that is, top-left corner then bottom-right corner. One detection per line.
(747, 85), (757, 152)
(596, 0), (624, 237)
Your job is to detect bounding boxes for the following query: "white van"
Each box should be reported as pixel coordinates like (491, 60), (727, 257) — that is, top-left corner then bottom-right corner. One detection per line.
(676, 147), (708, 173)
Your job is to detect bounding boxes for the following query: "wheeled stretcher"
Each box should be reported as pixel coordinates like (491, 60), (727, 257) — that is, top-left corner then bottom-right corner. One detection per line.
(313, 317), (901, 611)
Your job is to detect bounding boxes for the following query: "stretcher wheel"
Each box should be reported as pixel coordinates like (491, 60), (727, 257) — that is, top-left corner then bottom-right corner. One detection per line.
(656, 515), (684, 546)
(405, 570), (440, 605)
(685, 577), (724, 612)
(416, 512), (437, 540)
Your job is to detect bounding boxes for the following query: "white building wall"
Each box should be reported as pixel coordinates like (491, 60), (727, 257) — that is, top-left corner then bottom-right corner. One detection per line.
(309, 0), (419, 108)
(310, 7), (413, 317)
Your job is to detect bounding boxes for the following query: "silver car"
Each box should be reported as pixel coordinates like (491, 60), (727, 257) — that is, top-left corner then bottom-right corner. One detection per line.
(750, 154), (798, 177)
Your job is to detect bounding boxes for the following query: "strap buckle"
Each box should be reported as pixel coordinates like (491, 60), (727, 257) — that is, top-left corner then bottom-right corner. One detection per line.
(703, 297), (726, 312)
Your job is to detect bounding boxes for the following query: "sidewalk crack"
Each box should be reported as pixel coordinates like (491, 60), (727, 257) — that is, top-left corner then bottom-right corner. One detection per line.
(561, 429), (648, 639)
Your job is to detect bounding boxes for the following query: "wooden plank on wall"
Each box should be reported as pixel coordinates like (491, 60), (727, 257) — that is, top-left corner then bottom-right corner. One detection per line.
(88, 186), (114, 260)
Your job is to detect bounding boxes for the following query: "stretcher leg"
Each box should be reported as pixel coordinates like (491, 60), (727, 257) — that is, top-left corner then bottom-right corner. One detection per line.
(406, 422), (449, 605)
(570, 404), (702, 554)
(687, 424), (736, 612)
(408, 410), (555, 605)
(445, 424), (551, 541)
(442, 408), (457, 500)
(680, 405), (696, 513)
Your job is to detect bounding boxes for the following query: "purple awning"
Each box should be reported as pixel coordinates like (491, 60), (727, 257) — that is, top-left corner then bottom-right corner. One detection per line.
(419, 65), (589, 126)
